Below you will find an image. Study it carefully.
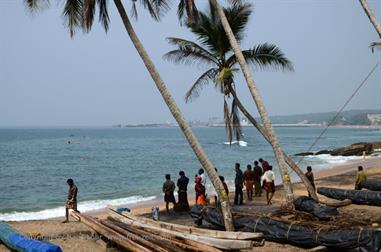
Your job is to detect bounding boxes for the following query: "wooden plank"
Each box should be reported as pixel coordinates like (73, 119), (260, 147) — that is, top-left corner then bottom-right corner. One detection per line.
(100, 220), (169, 252)
(108, 206), (262, 240)
(70, 212), (150, 252)
(108, 219), (209, 252)
(108, 217), (222, 252)
(108, 209), (253, 250)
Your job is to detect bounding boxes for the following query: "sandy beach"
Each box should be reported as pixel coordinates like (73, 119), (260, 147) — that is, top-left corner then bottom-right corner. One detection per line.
(1, 156), (381, 252)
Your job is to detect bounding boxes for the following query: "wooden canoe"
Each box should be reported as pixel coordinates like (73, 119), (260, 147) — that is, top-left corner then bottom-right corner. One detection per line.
(108, 206), (262, 240)
(71, 212), (150, 252)
(108, 209), (254, 250)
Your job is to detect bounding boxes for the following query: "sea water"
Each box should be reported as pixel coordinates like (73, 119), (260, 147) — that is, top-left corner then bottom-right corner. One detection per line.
(0, 126), (379, 221)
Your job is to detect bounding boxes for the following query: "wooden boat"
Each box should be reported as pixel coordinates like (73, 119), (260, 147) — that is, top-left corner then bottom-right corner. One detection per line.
(108, 208), (255, 250)
(108, 206), (262, 240)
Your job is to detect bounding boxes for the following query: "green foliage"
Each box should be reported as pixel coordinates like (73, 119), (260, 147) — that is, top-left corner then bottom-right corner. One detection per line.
(24, 0), (170, 37)
(164, 2), (293, 142)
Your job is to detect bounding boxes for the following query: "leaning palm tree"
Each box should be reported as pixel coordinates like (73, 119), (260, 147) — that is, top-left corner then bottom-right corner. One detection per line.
(25, 0), (235, 230)
(165, 1), (319, 201)
(358, 0), (381, 53)
(164, 2), (293, 144)
(358, 0), (381, 38)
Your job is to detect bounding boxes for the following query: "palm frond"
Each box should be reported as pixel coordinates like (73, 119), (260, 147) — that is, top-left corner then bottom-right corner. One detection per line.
(63, 0), (83, 38)
(370, 42), (381, 53)
(227, 43), (294, 71)
(231, 98), (242, 142)
(223, 2), (252, 42)
(185, 68), (218, 102)
(24, 0), (50, 14)
(96, 0), (110, 32)
(164, 37), (219, 66)
(224, 98), (233, 144)
(140, 0), (170, 21)
(83, 0), (95, 31)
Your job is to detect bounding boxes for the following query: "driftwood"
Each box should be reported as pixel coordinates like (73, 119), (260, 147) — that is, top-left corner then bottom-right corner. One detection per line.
(100, 220), (169, 252)
(108, 218), (221, 252)
(107, 220), (192, 252)
(109, 207), (262, 240)
(108, 209), (253, 250)
(70, 212), (150, 252)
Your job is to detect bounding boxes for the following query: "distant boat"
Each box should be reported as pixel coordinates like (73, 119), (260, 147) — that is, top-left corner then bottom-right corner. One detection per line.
(224, 140), (248, 147)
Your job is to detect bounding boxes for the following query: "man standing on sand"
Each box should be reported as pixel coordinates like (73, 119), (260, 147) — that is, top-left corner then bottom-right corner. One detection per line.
(262, 166), (275, 205)
(259, 158), (270, 173)
(162, 174), (176, 212)
(234, 163), (244, 205)
(253, 161), (263, 197)
(355, 166), (367, 190)
(305, 166), (315, 197)
(176, 171), (189, 212)
(63, 178), (79, 223)
(243, 164), (254, 201)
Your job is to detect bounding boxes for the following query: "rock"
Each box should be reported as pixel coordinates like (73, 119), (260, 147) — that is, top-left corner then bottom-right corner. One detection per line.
(294, 152), (314, 156)
(315, 150), (331, 155)
(331, 143), (372, 156)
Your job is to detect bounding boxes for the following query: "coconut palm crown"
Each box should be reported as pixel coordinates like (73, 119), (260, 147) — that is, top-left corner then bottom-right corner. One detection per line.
(24, 0), (170, 37)
(164, 1), (294, 143)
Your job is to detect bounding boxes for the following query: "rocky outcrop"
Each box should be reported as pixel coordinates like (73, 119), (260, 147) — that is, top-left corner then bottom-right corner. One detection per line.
(315, 150), (331, 155)
(295, 141), (381, 157)
(294, 152), (314, 156)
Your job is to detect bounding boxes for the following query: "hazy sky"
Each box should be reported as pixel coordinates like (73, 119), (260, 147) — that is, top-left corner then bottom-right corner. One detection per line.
(1, 0), (380, 126)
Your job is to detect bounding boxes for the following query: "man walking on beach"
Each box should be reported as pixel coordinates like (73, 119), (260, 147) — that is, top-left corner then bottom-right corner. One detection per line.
(162, 174), (176, 212)
(244, 164), (254, 201)
(176, 171), (189, 212)
(234, 163), (244, 205)
(63, 178), (78, 223)
(253, 161), (263, 197)
(305, 166), (315, 197)
(355, 166), (367, 190)
(262, 166), (275, 205)
(259, 158), (270, 173)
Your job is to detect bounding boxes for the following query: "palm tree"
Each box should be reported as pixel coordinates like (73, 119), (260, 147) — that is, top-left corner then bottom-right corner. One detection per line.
(25, 0), (235, 230)
(164, 3), (293, 144)
(358, 0), (381, 39)
(165, 2), (319, 201)
(358, 0), (381, 53)
(207, 0), (297, 204)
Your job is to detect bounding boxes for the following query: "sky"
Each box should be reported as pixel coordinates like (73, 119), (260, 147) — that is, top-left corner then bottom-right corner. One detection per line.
(0, 0), (380, 126)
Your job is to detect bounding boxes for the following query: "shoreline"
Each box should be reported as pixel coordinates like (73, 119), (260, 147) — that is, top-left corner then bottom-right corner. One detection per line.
(47, 155), (381, 221)
(2, 155), (381, 222)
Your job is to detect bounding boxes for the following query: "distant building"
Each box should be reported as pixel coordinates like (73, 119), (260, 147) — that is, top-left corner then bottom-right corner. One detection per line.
(368, 114), (381, 126)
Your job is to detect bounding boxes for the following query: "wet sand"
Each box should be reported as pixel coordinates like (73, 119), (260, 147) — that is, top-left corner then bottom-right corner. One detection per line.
(1, 156), (381, 252)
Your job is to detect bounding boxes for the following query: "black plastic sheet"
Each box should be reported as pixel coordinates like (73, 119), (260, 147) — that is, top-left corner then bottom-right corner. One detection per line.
(190, 206), (381, 252)
(318, 187), (381, 206)
(293, 196), (338, 220)
(360, 180), (381, 191)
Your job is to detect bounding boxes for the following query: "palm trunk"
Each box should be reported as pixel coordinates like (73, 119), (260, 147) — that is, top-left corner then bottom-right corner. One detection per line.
(359, 0), (381, 38)
(113, 0), (234, 231)
(230, 89), (318, 201)
(211, 0), (294, 204)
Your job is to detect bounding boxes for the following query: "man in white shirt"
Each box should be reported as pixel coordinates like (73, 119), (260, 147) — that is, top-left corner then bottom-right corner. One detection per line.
(261, 166), (275, 205)
(198, 168), (206, 186)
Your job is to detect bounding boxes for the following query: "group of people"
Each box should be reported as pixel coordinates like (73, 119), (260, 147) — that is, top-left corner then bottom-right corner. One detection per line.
(233, 158), (276, 205)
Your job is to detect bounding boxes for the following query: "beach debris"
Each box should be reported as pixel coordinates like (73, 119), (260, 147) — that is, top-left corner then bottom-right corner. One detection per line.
(71, 207), (263, 251)
(293, 196), (339, 220)
(107, 207), (261, 250)
(318, 187), (381, 206)
(360, 180), (381, 191)
(191, 206), (381, 252)
(0, 222), (62, 252)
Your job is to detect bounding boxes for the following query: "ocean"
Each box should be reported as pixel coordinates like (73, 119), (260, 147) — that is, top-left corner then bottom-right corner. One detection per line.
(0, 126), (379, 221)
